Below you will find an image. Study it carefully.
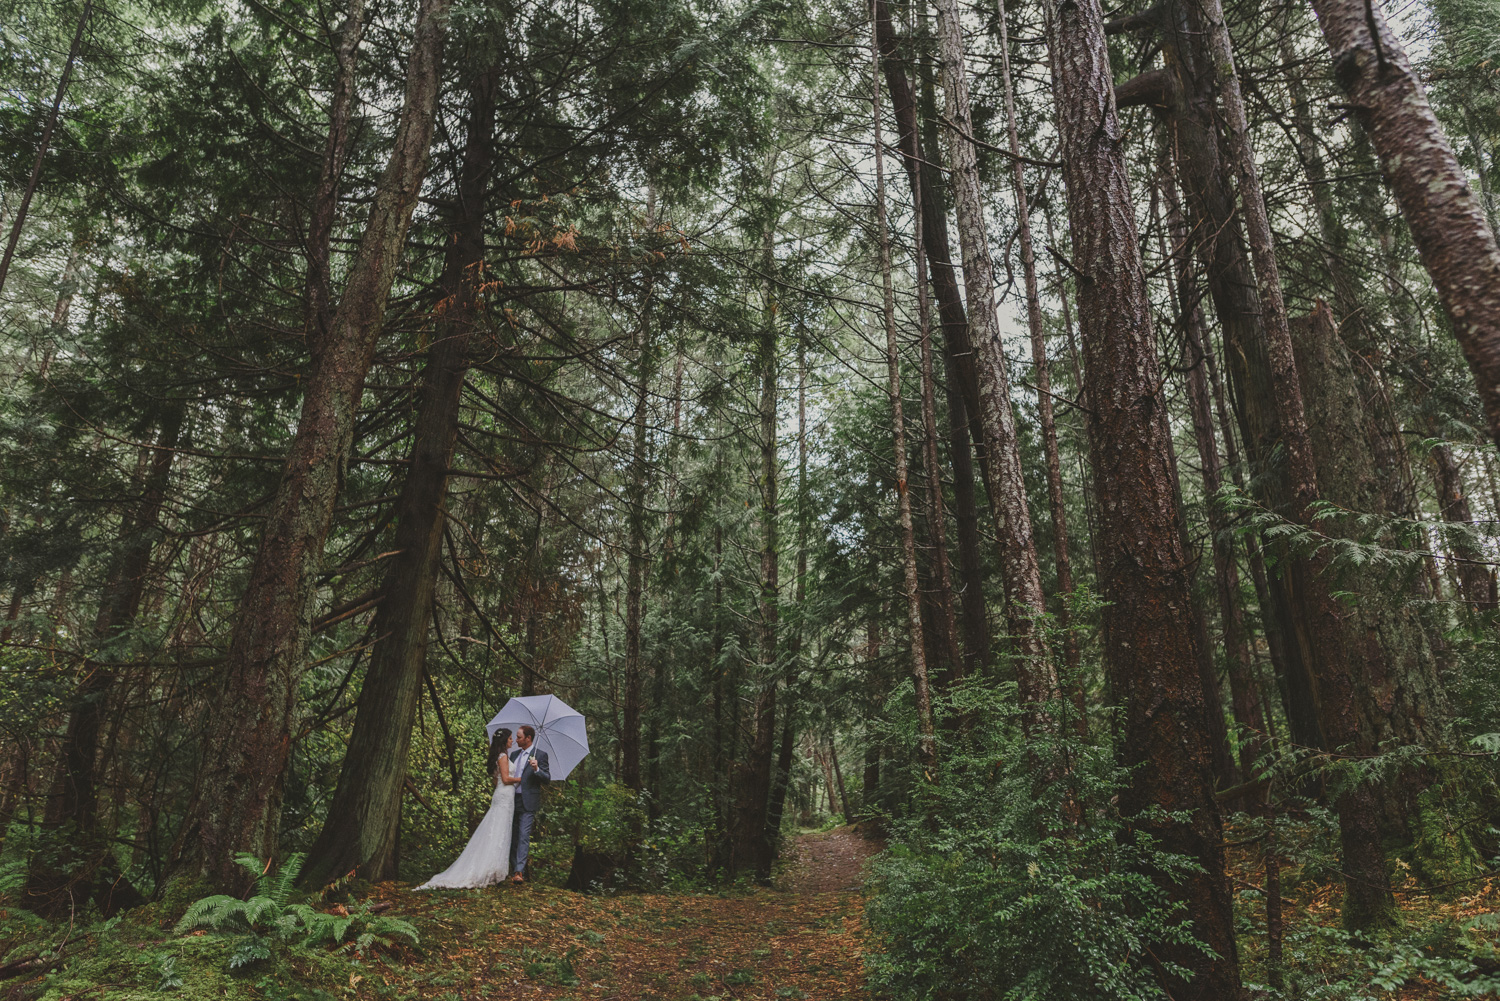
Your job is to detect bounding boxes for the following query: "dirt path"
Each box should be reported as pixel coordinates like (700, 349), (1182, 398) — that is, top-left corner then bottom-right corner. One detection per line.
(376, 826), (884, 1001)
(779, 823), (886, 894)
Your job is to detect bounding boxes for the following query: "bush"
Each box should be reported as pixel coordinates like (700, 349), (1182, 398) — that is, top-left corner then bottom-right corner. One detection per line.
(865, 685), (1211, 1001)
(541, 777), (706, 890)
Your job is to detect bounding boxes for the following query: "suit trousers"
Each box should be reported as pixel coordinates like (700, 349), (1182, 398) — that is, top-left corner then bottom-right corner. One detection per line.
(510, 798), (537, 876)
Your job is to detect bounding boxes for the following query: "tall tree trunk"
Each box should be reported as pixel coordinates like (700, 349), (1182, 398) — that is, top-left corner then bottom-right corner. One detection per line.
(1152, 171), (1245, 791)
(1308, 0), (1500, 446)
(862, 617), (885, 814)
(912, 179), (964, 685)
(1431, 442), (1497, 611)
(1200, 0), (1398, 928)
(870, 10), (936, 766)
(620, 280), (657, 793)
(874, 0), (990, 675)
(707, 521), (729, 877)
(931, 0), (1059, 726)
(1043, 0), (1242, 992)
(173, 0), (450, 891)
(26, 407), (181, 915)
(303, 65), (496, 887)
(1292, 303), (1452, 755)
(994, 0), (1078, 683)
(1163, 181), (1267, 779)
(732, 221), (781, 884)
(1111, 1), (1326, 757)
(304, 0), (368, 341)
(829, 740), (851, 821)
(765, 330), (809, 849)
(1201, 303), (1297, 734)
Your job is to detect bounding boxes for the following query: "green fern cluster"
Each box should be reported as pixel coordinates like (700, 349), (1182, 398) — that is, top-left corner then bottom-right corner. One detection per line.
(173, 854), (417, 970)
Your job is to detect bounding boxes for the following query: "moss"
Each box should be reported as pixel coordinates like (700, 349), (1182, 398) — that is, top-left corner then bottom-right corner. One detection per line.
(138, 874), (217, 929)
(27, 918), (368, 1001)
(1341, 886), (1402, 934)
(0, 904), (57, 962)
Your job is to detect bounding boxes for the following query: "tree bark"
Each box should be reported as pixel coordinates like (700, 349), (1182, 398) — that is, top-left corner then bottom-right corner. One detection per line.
(829, 741), (851, 821)
(870, 7), (936, 767)
(173, 0), (450, 891)
(1292, 303), (1452, 758)
(1154, 170), (1252, 790)
(1431, 442), (1497, 611)
(1164, 186), (1267, 780)
(994, 0), (1079, 686)
(302, 64), (496, 887)
(765, 331), (809, 851)
(304, 0), (368, 342)
(1043, 0), (1242, 992)
(874, 0), (990, 676)
(1308, 0), (1500, 447)
(912, 181), (964, 686)
(732, 220), (781, 884)
(931, 0), (1059, 725)
(1199, 0), (1399, 927)
(1112, 0), (1325, 756)
(620, 282), (657, 793)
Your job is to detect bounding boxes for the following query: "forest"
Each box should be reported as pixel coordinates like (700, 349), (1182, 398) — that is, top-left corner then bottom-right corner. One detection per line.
(2, 0), (1500, 995)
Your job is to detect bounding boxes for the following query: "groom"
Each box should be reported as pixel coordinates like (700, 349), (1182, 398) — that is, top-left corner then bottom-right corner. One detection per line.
(508, 725), (550, 882)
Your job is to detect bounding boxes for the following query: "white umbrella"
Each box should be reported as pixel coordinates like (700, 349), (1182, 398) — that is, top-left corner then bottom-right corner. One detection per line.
(485, 694), (589, 780)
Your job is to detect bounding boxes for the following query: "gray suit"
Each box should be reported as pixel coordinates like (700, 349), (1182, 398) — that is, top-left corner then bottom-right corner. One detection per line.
(509, 746), (549, 877)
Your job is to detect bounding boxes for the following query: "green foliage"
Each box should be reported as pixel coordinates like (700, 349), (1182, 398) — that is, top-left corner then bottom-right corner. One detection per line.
(153, 950), (185, 990)
(521, 945), (581, 986)
(174, 854), (417, 972)
(1262, 919), (1500, 999)
(866, 688), (1211, 1001)
(547, 780), (646, 860)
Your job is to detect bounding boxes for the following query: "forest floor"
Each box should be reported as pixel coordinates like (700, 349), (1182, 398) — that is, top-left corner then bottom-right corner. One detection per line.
(353, 823), (884, 1001)
(10, 819), (1500, 999)
(0, 824), (886, 1001)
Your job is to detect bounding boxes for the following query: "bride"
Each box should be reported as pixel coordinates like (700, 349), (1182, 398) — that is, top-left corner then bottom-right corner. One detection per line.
(416, 728), (519, 889)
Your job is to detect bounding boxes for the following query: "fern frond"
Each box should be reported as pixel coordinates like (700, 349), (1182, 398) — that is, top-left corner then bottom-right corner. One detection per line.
(272, 853), (306, 904)
(175, 895), (247, 933)
(234, 852), (266, 884)
(240, 896), (282, 928)
(368, 916), (419, 945)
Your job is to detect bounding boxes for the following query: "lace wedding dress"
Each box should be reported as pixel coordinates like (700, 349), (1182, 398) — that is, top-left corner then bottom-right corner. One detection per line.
(415, 774), (514, 889)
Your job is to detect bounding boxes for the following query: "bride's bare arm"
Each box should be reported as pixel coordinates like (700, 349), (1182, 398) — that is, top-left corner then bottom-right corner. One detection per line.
(498, 754), (518, 786)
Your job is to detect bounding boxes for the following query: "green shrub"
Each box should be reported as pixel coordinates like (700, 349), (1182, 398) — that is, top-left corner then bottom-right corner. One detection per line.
(174, 853), (418, 971)
(865, 685), (1211, 1001)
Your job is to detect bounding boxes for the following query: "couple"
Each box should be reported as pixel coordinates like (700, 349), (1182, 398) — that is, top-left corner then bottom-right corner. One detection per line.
(416, 725), (549, 889)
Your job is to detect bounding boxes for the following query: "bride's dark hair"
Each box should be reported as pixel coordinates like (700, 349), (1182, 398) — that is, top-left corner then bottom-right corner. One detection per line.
(487, 728), (512, 776)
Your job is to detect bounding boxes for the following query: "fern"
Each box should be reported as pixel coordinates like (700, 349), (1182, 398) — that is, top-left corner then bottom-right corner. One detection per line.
(269, 853), (305, 904)
(174, 894), (253, 934)
(175, 854), (418, 970)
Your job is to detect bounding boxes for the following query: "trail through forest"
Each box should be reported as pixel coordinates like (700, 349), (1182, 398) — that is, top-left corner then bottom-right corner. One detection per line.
(365, 826), (881, 1001)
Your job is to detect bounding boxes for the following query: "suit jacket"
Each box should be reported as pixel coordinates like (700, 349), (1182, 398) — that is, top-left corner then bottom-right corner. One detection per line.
(511, 747), (550, 813)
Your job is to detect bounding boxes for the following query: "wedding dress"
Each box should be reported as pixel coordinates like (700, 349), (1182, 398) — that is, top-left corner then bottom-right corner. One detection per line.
(415, 772), (514, 889)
